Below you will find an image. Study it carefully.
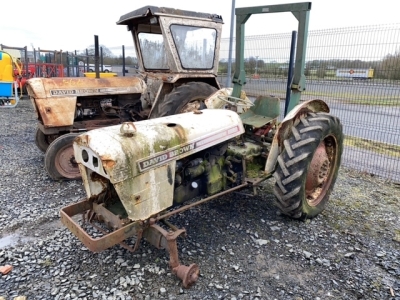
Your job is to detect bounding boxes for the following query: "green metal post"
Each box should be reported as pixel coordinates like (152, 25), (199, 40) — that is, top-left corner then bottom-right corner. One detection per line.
(231, 13), (251, 98)
(231, 2), (311, 112)
(287, 8), (310, 112)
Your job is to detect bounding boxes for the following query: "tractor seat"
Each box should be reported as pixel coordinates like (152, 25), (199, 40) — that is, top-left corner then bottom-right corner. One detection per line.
(240, 95), (280, 127)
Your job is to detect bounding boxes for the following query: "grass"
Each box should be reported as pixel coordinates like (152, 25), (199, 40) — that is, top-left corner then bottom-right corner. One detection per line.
(344, 96), (400, 106)
(344, 135), (400, 158)
(246, 87), (400, 106)
(233, 74), (400, 106)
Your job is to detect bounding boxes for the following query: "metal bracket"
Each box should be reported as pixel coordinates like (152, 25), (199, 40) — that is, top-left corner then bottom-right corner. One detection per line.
(143, 223), (199, 288)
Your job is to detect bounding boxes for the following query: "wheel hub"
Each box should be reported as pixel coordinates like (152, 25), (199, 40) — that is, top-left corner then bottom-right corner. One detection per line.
(305, 142), (330, 206)
(55, 145), (80, 179)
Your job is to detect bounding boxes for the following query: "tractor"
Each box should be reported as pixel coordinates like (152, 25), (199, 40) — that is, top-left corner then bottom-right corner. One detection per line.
(59, 2), (344, 288)
(26, 6), (224, 180)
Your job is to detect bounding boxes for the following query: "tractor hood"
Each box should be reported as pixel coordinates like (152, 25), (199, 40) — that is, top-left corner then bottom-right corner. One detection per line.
(74, 109), (244, 183)
(73, 109), (244, 220)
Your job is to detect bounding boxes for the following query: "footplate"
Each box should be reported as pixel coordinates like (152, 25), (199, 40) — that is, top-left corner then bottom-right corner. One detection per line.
(60, 198), (140, 252)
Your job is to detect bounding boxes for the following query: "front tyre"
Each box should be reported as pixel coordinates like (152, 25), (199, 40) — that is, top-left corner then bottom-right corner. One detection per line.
(44, 133), (81, 180)
(273, 112), (343, 219)
(35, 127), (51, 153)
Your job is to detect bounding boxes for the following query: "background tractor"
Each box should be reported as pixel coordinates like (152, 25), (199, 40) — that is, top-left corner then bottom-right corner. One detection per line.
(60, 2), (344, 288)
(27, 6), (224, 180)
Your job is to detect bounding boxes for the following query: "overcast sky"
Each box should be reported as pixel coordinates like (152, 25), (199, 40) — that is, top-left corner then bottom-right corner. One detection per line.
(1, 0), (398, 55)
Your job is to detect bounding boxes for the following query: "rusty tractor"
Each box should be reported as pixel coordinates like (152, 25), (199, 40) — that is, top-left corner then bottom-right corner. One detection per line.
(27, 6), (223, 180)
(59, 2), (344, 288)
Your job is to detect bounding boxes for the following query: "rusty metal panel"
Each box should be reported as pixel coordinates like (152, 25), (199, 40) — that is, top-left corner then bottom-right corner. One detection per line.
(118, 6), (224, 25)
(26, 76), (147, 128)
(27, 77), (147, 99)
(35, 97), (76, 127)
(60, 198), (140, 252)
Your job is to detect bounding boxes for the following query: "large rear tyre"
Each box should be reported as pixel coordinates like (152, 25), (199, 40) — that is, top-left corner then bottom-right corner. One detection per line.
(44, 133), (81, 180)
(273, 112), (343, 219)
(152, 82), (218, 118)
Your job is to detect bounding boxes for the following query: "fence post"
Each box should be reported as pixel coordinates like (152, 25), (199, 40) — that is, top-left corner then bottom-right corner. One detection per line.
(226, 0), (236, 88)
(122, 45), (126, 77)
(284, 31), (297, 117)
(101, 47), (104, 72)
(66, 52), (70, 77)
(94, 35), (100, 78)
(74, 50), (78, 77)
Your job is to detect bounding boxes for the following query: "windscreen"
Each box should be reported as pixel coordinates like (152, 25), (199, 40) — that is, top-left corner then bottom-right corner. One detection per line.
(170, 25), (216, 69)
(138, 32), (169, 70)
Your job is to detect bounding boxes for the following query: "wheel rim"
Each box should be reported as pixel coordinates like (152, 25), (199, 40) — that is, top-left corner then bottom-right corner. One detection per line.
(54, 143), (80, 179)
(305, 135), (338, 206)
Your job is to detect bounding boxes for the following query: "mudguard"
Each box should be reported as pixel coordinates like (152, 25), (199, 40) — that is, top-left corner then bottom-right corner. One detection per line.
(264, 99), (330, 174)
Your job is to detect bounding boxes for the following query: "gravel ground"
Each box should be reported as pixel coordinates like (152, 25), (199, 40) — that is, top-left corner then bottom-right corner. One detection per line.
(0, 98), (399, 300)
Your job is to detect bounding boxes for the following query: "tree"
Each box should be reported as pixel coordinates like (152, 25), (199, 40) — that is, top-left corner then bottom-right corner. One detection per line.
(244, 56), (265, 74)
(379, 51), (400, 80)
(81, 45), (115, 58)
(316, 67), (326, 78)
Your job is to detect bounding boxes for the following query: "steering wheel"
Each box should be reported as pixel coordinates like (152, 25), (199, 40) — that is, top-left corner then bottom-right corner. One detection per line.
(218, 95), (254, 107)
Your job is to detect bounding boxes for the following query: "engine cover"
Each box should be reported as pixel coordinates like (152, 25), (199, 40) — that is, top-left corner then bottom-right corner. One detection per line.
(73, 109), (244, 221)
(27, 77), (147, 127)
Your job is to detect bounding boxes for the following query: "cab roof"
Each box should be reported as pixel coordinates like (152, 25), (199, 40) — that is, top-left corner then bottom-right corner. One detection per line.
(117, 6), (223, 25)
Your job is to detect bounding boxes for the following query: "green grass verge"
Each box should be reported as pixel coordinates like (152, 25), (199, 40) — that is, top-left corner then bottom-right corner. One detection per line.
(247, 88), (400, 106)
(344, 135), (400, 158)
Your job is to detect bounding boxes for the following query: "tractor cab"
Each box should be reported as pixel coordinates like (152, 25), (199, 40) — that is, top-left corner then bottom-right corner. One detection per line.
(117, 6), (224, 116)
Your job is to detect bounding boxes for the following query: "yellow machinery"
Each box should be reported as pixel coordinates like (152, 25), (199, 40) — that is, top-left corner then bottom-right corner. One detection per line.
(0, 51), (19, 107)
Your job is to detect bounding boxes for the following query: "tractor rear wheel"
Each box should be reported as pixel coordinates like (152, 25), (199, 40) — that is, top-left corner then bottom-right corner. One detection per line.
(44, 133), (81, 180)
(152, 82), (218, 118)
(273, 112), (343, 219)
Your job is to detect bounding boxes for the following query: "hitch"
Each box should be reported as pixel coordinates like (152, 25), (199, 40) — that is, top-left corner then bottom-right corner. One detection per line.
(144, 223), (199, 288)
(60, 198), (199, 288)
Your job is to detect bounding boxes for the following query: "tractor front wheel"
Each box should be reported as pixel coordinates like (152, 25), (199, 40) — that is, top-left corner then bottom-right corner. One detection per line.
(273, 112), (343, 219)
(35, 127), (59, 153)
(152, 82), (218, 118)
(44, 133), (81, 180)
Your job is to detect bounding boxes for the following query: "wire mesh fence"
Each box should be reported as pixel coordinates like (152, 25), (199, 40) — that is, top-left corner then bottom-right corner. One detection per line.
(218, 24), (400, 182)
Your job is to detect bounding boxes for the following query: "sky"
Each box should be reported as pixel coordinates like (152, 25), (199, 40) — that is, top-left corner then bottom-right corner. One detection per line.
(1, 0), (398, 56)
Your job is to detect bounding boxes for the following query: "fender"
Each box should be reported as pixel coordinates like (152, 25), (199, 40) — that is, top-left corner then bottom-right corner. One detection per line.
(148, 75), (220, 118)
(264, 99), (330, 174)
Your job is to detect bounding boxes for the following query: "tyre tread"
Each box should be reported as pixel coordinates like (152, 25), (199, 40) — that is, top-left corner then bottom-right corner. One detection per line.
(273, 112), (343, 219)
